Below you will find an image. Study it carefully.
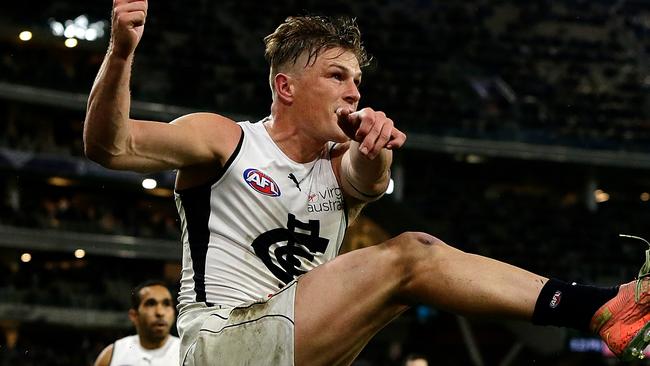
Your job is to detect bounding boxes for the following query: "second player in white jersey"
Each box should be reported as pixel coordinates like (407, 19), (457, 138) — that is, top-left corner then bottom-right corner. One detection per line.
(110, 334), (180, 366)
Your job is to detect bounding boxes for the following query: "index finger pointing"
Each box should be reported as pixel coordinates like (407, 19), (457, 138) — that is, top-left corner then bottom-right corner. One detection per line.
(385, 129), (407, 149)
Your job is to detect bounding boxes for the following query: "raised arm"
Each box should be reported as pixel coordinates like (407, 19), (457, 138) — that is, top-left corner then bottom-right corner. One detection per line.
(84, 0), (239, 173)
(333, 107), (407, 222)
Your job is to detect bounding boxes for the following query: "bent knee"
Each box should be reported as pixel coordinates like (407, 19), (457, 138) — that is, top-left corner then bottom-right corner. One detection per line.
(382, 233), (461, 300)
(387, 232), (445, 252)
(382, 232), (450, 274)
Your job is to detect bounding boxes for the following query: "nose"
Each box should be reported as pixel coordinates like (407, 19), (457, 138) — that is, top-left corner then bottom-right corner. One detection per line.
(343, 80), (360, 105)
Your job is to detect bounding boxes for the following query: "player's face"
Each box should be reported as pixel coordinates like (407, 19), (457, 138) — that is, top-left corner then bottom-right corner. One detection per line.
(131, 285), (175, 343)
(292, 47), (362, 142)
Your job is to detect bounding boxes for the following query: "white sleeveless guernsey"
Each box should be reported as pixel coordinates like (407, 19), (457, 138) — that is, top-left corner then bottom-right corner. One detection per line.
(110, 335), (180, 366)
(175, 118), (347, 308)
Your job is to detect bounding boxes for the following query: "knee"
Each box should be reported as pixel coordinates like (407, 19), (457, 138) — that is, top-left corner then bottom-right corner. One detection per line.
(398, 232), (441, 247)
(381, 232), (460, 302)
(383, 231), (447, 277)
(387, 231), (444, 252)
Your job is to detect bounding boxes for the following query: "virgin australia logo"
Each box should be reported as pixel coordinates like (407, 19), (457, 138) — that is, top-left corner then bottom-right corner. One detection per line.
(307, 187), (343, 213)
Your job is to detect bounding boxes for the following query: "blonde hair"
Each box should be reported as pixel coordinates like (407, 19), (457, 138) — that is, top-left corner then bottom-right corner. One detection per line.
(264, 15), (370, 95)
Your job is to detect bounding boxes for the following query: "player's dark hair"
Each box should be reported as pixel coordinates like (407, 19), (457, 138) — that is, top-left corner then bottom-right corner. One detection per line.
(130, 279), (169, 310)
(264, 15), (370, 78)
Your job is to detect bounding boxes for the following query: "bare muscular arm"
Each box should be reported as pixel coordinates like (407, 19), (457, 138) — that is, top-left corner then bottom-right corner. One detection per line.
(83, 0), (240, 173)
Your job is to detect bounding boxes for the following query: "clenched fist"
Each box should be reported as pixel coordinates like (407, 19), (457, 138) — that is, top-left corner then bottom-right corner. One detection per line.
(110, 0), (148, 59)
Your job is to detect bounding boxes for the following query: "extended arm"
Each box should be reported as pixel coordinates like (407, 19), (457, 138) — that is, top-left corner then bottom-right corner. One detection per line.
(84, 0), (147, 169)
(83, 0), (240, 173)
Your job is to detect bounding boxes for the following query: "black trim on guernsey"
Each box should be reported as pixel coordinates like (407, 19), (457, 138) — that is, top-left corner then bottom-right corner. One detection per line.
(177, 127), (245, 303)
(175, 126), (244, 195)
(178, 184), (210, 303)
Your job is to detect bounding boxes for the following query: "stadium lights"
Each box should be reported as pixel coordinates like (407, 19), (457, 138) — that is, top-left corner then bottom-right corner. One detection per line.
(49, 15), (106, 42)
(74, 249), (86, 259)
(142, 178), (158, 190)
(65, 38), (78, 48)
(21, 253), (32, 263)
(18, 31), (32, 41)
(465, 154), (484, 164)
(47, 176), (76, 187)
(594, 189), (610, 203)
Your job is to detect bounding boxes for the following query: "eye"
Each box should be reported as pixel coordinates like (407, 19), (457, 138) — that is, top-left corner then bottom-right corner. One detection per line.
(332, 73), (343, 81)
(144, 299), (156, 307)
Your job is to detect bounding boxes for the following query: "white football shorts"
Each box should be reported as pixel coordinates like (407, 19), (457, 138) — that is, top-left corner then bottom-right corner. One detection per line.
(179, 281), (297, 366)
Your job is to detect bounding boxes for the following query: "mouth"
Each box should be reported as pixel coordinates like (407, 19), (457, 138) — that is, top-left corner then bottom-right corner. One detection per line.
(153, 322), (168, 328)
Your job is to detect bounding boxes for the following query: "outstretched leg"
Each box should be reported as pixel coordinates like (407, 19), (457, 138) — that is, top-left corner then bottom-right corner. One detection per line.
(294, 232), (549, 366)
(295, 231), (650, 364)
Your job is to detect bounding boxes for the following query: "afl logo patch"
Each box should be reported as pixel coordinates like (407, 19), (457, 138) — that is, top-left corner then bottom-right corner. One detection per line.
(549, 290), (562, 308)
(243, 168), (281, 197)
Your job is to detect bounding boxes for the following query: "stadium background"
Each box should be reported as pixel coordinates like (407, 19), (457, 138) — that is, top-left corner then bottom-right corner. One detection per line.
(0, 0), (649, 365)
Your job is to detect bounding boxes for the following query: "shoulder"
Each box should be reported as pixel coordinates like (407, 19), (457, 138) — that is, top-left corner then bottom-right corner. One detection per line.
(174, 112), (243, 164)
(170, 112), (235, 125)
(93, 343), (114, 366)
(171, 112), (241, 137)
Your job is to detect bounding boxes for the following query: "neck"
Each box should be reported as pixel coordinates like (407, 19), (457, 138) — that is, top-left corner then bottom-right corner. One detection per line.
(266, 112), (326, 163)
(139, 334), (168, 350)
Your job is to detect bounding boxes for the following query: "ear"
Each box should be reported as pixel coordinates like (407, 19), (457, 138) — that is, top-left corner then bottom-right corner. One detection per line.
(128, 308), (138, 325)
(273, 73), (294, 104)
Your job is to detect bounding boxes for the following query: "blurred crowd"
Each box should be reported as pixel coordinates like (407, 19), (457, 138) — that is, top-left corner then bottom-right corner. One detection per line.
(0, 173), (179, 240)
(1, 0), (648, 150)
(0, 251), (178, 310)
(398, 153), (650, 285)
(1, 0), (650, 364)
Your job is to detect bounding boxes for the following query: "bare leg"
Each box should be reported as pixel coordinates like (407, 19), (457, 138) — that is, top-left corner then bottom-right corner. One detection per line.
(294, 232), (547, 366)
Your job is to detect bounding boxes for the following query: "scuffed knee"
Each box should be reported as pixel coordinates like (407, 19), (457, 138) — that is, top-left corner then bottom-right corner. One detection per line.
(382, 232), (459, 303)
(405, 231), (440, 246)
(389, 232), (444, 251)
(383, 232), (448, 278)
